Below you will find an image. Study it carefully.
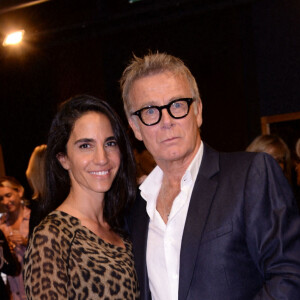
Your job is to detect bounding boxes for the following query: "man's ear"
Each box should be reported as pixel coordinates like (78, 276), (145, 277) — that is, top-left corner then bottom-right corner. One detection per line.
(195, 100), (203, 128)
(56, 153), (70, 170)
(129, 117), (143, 141)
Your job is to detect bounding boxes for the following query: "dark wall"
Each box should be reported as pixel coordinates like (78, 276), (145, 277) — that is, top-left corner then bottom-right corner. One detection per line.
(252, 0), (300, 116)
(0, 0), (299, 193)
(100, 3), (259, 151)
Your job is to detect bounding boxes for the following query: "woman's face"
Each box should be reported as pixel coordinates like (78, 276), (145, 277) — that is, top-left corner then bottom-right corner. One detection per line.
(0, 186), (23, 214)
(58, 112), (121, 197)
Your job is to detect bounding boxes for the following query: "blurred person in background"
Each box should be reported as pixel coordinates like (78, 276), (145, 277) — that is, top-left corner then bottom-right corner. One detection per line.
(294, 138), (300, 186)
(246, 134), (292, 183)
(25, 144), (47, 237)
(0, 176), (29, 300)
(293, 138), (300, 210)
(134, 147), (156, 184)
(0, 229), (21, 300)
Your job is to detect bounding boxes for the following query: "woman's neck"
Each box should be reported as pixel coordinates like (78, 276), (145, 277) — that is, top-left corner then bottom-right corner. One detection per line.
(7, 206), (24, 226)
(57, 189), (106, 225)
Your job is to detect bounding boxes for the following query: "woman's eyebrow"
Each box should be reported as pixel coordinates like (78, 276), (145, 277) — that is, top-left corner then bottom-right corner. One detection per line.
(74, 138), (95, 145)
(105, 136), (116, 142)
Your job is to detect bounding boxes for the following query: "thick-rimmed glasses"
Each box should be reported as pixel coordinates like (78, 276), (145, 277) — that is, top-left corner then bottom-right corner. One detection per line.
(131, 98), (195, 126)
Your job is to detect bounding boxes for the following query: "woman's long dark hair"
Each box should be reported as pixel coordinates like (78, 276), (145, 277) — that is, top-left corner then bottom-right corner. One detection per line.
(35, 95), (136, 233)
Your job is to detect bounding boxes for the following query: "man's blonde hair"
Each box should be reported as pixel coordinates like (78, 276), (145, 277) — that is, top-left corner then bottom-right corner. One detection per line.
(120, 51), (201, 118)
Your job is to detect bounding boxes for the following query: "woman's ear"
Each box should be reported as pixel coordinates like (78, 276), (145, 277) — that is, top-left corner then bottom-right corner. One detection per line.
(56, 153), (70, 170)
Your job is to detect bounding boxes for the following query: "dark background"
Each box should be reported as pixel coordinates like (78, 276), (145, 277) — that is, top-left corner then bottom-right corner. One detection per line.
(0, 0), (299, 196)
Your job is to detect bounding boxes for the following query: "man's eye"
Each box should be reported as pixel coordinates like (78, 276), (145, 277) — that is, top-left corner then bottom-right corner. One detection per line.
(145, 107), (157, 115)
(173, 102), (183, 109)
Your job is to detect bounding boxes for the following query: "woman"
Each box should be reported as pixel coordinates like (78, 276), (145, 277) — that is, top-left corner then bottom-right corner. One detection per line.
(23, 95), (139, 299)
(246, 134), (292, 183)
(0, 176), (29, 300)
(25, 144), (47, 237)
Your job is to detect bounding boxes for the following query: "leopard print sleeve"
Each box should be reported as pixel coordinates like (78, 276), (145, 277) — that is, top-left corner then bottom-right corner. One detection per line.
(23, 211), (75, 299)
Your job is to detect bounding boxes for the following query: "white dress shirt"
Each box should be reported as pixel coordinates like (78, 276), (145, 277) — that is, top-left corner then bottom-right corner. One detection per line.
(140, 142), (203, 300)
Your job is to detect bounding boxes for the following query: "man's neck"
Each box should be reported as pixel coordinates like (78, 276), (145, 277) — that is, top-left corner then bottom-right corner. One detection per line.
(157, 140), (202, 181)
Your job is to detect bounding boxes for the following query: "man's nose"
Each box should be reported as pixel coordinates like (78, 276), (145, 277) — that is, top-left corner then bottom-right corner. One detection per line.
(160, 108), (173, 126)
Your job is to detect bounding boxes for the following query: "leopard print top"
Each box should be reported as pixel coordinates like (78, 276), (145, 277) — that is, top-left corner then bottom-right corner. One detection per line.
(23, 211), (140, 299)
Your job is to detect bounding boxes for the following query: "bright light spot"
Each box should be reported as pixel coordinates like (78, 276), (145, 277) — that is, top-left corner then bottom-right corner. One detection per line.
(3, 30), (25, 46)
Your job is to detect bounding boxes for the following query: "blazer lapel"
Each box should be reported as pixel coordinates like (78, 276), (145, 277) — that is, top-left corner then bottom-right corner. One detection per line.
(130, 193), (151, 300)
(179, 145), (219, 300)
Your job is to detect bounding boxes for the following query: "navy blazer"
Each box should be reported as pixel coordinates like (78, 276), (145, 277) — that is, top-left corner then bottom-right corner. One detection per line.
(128, 144), (300, 300)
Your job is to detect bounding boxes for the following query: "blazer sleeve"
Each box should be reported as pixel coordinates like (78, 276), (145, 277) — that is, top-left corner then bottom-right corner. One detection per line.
(244, 153), (300, 300)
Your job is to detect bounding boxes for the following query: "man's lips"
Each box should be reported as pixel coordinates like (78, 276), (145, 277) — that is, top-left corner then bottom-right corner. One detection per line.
(161, 136), (179, 143)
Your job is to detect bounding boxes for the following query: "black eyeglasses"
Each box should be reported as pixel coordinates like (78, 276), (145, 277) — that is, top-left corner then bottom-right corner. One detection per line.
(131, 98), (195, 126)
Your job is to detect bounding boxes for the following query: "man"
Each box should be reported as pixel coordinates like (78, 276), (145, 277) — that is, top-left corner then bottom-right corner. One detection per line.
(120, 52), (300, 300)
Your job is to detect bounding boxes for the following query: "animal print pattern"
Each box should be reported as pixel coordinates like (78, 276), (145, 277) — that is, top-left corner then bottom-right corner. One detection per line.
(23, 211), (139, 299)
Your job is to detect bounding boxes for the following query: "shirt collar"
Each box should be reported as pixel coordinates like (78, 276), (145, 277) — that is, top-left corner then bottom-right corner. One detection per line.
(183, 141), (203, 187)
(140, 142), (204, 219)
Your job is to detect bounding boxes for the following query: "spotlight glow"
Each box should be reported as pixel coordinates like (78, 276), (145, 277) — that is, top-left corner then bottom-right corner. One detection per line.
(3, 30), (25, 46)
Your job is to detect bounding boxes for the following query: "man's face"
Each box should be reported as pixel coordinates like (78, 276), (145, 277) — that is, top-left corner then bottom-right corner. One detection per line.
(128, 71), (202, 168)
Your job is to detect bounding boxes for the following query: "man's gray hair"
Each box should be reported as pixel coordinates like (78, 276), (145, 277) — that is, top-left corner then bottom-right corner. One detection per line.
(120, 51), (201, 118)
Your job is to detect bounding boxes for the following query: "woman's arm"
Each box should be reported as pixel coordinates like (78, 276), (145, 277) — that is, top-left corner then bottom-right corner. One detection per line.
(23, 216), (71, 299)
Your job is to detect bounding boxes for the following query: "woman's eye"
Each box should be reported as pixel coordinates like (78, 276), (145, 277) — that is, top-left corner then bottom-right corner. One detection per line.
(79, 143), (90, 149)
(106, 140), (118, 147)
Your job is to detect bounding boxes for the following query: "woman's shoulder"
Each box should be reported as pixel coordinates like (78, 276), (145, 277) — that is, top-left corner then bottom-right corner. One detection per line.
(33, 210), (81, 240)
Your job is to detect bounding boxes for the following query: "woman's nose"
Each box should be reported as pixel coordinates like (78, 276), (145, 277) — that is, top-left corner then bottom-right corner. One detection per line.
(94, 146), (108, 164)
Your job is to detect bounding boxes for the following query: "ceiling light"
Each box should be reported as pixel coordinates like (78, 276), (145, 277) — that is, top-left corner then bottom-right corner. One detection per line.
(3, 30), (25, 46)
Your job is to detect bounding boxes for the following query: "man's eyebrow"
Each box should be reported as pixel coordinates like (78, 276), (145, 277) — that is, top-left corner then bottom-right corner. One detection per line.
(140, 97), (187, 108)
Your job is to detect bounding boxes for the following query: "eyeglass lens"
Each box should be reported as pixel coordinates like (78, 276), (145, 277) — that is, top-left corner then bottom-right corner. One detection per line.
(140, 99), (191, 125)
